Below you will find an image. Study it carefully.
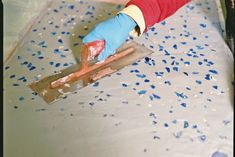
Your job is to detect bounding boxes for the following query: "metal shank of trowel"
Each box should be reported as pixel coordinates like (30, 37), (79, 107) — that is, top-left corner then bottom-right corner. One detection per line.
(50, 45), (135, 89)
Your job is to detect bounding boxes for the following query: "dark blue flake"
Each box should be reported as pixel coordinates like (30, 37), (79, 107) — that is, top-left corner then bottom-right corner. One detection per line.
(205, 74), (211, 80)
(9, 74), (16, 79)
(184, 121), (189, 128)
(122, 83), (128, 87)
(55, 63), (61, 67)
(165, 67), (170, 73)
(19, 96), (24, 101)
(58, 39), (63, 44)
(136, 74), (146, 78)
(144, 79), (150, 83)
(198, 135), (207, 142)
(209, 70), (218, 74)
(199, 23), (207, 28)
(180, 103), (187, 108)
(175, 92), (188, 99)
(54, 49), (60, 54)
(196, 80), (202, 84)
(152, 93), (160, 99)
(138, 90), (147, 95)
(92, 82), (99, 87)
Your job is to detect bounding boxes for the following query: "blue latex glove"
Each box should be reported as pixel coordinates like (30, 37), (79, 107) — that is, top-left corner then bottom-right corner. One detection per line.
(82, 13), (136, 61)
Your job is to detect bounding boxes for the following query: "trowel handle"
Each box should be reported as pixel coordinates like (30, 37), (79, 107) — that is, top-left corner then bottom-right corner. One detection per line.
(81, 45), (89, 69)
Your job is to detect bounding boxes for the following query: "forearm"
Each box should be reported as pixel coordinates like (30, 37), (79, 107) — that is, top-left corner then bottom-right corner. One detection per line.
(121, 0), (190, 35)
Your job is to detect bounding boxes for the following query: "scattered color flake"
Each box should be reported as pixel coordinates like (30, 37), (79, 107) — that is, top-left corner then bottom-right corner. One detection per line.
(150, 85), (155, 89)
(19, 96), (24, 101)
(136, 74), (146, 78)
(152, 93), (161, 99)
(122, 83), (128, 87)
(164, 81), (171, 85)
(173, 44), (178, 49)
(199, 23), (207, 28)
(55, 63), (61, 67)
(9, 74), (16, 79)
(209, 70), (218, 74)
(212, 85), (218, 90)
(164, 123), (169, 127)
(58, 39), (63, 44)
(198, 135), (207, 142)
(180, 102), (187, 108)
(165, 67), (170, 73)
(205, 74), (211, 80)
(54, 49), (60, 54)
(138, 90), (147, 95)
(175, 92), (188, 99)
(183, 121), (189, 128)
(196, 80), (202, 84)
(92, 82), (99, 87)
(211, 151), (228, 157)
(144, 79), (150, 83)
(5, 66), (10, 70)
(155, 72), (164, 78)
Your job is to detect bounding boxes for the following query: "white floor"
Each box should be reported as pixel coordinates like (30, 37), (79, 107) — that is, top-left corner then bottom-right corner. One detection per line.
(4, 0), (234, 157)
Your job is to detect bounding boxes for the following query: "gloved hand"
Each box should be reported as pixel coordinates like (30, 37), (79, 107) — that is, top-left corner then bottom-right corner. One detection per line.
(82, 13), (136, 61)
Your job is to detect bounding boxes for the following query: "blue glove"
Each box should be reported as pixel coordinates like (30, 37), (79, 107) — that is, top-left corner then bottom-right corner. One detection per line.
(82, 13), (136, 61)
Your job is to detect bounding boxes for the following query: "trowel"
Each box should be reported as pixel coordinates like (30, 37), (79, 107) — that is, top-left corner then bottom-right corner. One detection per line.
(29, 40), (153, 104)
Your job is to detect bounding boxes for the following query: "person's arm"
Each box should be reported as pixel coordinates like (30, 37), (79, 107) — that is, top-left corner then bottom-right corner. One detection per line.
(83, 0), (190, 61)
(121, 0), (190, 36)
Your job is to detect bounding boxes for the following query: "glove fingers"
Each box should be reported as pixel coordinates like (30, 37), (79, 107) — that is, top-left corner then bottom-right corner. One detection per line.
(82, 31), (101, 44)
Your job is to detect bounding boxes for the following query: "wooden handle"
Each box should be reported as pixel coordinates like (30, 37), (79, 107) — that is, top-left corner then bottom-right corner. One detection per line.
(50, 47), (135, 88)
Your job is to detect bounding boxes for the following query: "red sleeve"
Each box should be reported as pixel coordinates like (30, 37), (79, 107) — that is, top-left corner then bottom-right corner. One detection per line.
(126, 0), (190, 32)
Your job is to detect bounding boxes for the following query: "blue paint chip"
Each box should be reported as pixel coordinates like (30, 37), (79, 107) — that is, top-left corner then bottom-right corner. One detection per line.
(165, 67), (170, 73)
(152, 93), (161, 99)
(122, 83), (128, 87)
(54, 49), (60, 54)
(9, 74), (16, 79)
(29, 66), (36, 71)
(173, 44), (177, 49)
(132, 62), (138, 66)
(164, 81), (171, 85)
(180, 102), (187, 108)
(175, 92), (188, 99)
(92, 82), (99, 87)
(196, 80), (202, 84)
(164, 123), (169, 127)
(68, 4), (75, 10)
(138, 90), (147, 95)
(150, 85), (155, 89)
(58, 39), (63, 44)
(55, 63), (61, 67)
(209, 70), (218, 74)
(183, 121), (189, 128)
(198, 135), (207, 142)
(136, 74), (146, 78)
(19, 96), (24, 101)
(199, 23), (207, 28)
(205, 74), (211, 80)
(144, 79), (150, 83)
